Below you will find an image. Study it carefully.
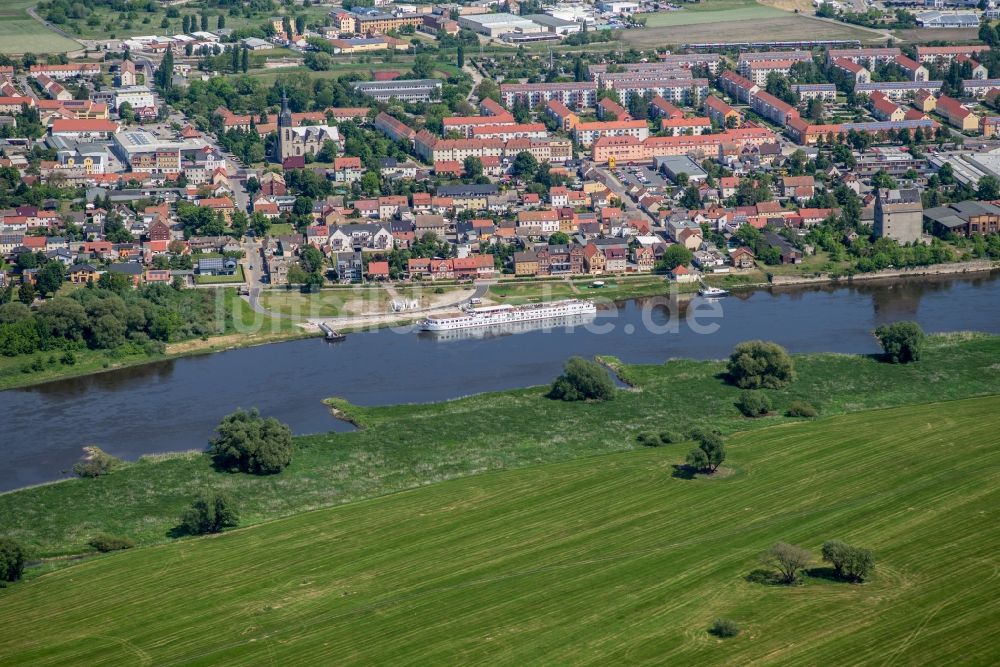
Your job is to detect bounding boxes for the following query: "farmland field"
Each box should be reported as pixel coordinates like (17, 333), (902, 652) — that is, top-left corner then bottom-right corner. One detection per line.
(637, 0), (787, 28)
(623, 15), (881, 47)
(0, 394), (997, 664)
(0, 0), (81, 54)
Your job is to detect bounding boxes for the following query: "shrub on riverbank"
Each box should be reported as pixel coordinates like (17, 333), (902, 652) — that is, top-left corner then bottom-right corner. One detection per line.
(179, 492), (239, 536)
(548, 357), (615, 402)
(726, 341), (796, 389)
(736, 391), (772, 418)
(0, 537), (27, 582)
(874, 321), (925, 364)
(88, 534), (135, 553)
(786, 401), (818, 418)
(209, 409), (294, 475)
(72, 447), (124, 479)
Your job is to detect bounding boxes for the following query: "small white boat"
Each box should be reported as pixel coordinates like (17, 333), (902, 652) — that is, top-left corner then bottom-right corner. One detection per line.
(698, 285), (729, 298)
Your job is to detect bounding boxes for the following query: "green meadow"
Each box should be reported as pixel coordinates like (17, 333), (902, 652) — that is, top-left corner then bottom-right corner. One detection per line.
(0, 393), (997, 664)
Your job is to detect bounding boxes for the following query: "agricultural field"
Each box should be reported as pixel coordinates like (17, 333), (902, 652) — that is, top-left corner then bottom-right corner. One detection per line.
(0, 0), (81, 55)
(637, 0), (787, 28)
(0, 394), (997, 664)
(623, 14), (880, 47)
(892, 28), (981, 44)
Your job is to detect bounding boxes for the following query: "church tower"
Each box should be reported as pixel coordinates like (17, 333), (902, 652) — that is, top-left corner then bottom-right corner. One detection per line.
(277, 89), (293, 162)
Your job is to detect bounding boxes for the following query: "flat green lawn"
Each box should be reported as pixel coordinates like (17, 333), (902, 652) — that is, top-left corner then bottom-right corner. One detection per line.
(2, 333), (999, 558)
(246, 61), (461, 84)
(638, 0), (786, 27)
(489, 275), (679, 304)
(0, 0), (81, 54)
(0, 393), (997, 664)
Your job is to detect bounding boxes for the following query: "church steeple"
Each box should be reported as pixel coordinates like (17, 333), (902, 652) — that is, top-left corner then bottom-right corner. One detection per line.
(278, 89), (292, 128)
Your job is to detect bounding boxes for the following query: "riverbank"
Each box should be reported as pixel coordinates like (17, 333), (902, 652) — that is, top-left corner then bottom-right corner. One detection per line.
(3, 331), (998, 558)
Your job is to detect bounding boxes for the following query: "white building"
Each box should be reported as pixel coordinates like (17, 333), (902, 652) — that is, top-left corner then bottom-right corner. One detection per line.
(112, 86), (155, 112)
(596, 1), (640, 14)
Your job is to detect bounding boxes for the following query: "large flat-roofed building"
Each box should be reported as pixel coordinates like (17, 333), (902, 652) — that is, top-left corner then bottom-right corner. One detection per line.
(111, 128), (209, 174)
(333, 9), (423, 35)
(457, 12), (544, 36)
(351, 78), (442, 102)
(874, 188), (923, 244)
(523, 14), (581, 34)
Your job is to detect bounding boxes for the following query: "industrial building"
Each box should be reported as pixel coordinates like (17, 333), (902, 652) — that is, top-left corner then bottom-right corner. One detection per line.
(457, 13), (544, 37)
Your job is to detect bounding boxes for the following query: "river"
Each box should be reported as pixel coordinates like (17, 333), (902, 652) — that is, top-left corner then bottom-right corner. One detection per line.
(2, 272), (999, 492)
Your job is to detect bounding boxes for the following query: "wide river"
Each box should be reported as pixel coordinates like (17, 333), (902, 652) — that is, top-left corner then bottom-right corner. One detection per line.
(3, 272), (999, 492)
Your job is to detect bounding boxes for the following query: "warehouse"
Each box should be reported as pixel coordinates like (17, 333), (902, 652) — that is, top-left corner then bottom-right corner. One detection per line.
(457, 13), (544, 37)
(524, 14), (581, 35)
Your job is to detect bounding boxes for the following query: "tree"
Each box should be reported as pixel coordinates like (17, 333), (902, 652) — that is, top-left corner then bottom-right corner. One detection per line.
(217, 14), (225, 30)
(208, 408), (294, 475)
(807, 97), (824, 122)
(708, 619), (740, 638)
(456, 44), (465, 68)
(241, 47), (249, 74)
(548, 356), (615, 402)
(977, 174), (1000, 200)
(679, 185), (702, 210)
(874, 321), (925, 363)
(201, 13), (209, 31)
(657, 244), (692, 272)
(35, 261), (66, 297)
(463, 155), (483, 180)
(295, 15), (306, 36)
(512, 151), (539, 180)
(17, 282), (35, 305)
(548, 231), (570, 245)
(685, 429), (726, 473)
(182, 14), (190, 33)
(726, 340), (796, 389)
(0, 537), (28, 582)
(761, 542), (812, 584)
(179, 491), (239, 535)
(282, 16), (292, 38)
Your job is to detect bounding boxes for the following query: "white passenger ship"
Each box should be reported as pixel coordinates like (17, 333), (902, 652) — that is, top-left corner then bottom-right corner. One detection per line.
(419, 299), (597, 332)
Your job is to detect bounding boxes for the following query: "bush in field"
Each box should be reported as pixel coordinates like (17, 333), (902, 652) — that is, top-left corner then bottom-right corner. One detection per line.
(822, 540), (875, 582)
(785, 401), (818, 418)
(658, 431), (681, 444)
(735, 391), (772, 418)
(636, 432), (660, 447)
(179, 491), (239, 535)
(209, 408), (294, 475)
(0, 537), (28, 582)
(874, 321), (925, 364)
(88, 534), (136, 552)
(726, 340), (796, 389)
(72, 447), (123, 478)
(708, 618), (740, 638)
(548, 357), (615, 402)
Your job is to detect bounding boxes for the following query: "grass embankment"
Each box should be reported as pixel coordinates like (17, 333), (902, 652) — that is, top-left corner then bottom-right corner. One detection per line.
(0, 289), (309, 391)
(1, 333), (998, 558)
(487, 275), (687, 304)
(0, 394), (997, 664)
(638, 0), (787, 28)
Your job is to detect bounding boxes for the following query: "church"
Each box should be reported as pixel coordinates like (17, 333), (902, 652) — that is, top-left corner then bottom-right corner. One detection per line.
(276, 91), (341, 163)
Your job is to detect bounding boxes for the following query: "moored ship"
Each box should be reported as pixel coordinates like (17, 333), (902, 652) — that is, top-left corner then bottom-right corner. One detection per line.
(419, 299), (597, 332)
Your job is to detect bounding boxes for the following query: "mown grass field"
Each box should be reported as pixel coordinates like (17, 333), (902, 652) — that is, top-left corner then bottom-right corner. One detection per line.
(638, 0), (787, 28)
(0, 0), (81, 54)
(0, 394), (997, 664)
(623, 15), (878, 47)
(2, 333), (999, 558)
